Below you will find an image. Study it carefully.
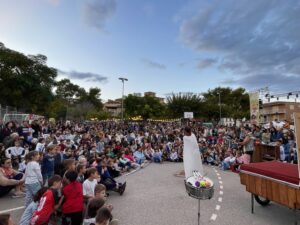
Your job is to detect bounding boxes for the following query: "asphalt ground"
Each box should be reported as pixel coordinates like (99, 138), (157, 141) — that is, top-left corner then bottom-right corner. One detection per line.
(1, 163), (300, 225)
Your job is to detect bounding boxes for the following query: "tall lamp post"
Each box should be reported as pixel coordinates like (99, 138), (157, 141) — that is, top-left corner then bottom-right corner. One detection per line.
(218, 92), (221, 124)
(118, 77), (128, 120)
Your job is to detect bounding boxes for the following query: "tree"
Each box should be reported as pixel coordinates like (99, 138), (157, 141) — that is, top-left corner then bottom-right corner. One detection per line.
(55, 79), (83, 103)
(83, 88), (103, 109)
(202, 87), (249, 122)
(46, 98), (67, 119)
(0, 43), (57, 113)
(166, 93), (203, 118)
(124, 94), (166, 119)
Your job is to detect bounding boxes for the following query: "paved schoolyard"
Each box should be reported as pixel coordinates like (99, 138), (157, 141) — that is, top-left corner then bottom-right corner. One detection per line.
(1, 163), (300, 225)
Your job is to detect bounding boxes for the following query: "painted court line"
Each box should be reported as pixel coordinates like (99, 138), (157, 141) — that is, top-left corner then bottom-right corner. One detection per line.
(219, 191), (223, 195)
(216, 205), (221, 211)
(219, 181), (223, 184)
(0, 206), (25, 214)
(220, 185), (223, 189)
(218, 177), (221, 180)
(218, 197), (223, 202)
(210, 214), (218, 221)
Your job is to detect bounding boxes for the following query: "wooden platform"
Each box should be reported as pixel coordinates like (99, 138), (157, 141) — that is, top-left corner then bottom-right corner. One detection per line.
(240, 172), (300, 209)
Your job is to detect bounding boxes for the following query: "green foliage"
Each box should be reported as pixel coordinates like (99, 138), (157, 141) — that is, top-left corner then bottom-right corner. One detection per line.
(46, 98), (67, 119)
(124, 94), (166, 119)
(86, 109), (110, 120)
(0, 43), (57, 113)
(166, 93), (203, 118)
(0, 43), (104, 119)
(202, 87), (250, 121)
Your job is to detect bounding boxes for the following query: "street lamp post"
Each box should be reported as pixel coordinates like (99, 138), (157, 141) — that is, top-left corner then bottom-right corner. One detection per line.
(119, 77), (128, 120)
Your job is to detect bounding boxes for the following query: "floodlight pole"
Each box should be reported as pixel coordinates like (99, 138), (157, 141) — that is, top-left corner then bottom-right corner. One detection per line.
(119, 77), (128, 120)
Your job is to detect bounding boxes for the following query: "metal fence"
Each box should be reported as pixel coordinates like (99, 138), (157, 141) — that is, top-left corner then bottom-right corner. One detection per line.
(0, 105), (19, 119)
(0, 104), (28, 124)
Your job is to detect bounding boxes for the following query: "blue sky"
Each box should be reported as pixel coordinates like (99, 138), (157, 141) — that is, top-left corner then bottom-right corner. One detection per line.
(1, 0), (300, 100)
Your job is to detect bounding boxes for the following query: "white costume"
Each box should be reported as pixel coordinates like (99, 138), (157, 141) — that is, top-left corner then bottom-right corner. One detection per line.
(183, 133), (203, 179)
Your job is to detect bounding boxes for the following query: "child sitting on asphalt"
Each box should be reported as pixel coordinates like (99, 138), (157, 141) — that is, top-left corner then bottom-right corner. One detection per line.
(83, 198), (105, 225)
(83, 168), (100, 201)
(96, 207), (118, 225)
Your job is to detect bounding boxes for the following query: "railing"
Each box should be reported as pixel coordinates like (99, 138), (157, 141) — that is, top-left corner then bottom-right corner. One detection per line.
(262, 110), (286, 115)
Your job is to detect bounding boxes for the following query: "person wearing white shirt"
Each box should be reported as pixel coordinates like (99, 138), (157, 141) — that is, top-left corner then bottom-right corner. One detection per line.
(24, 151), (43, 207)
(83, 168), (99, 200)
(170, 149), (178, 162)
(35, 138), (46, 153)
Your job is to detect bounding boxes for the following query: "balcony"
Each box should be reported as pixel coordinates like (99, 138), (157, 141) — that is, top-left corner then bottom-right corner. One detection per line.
(262, 110), (286, 115)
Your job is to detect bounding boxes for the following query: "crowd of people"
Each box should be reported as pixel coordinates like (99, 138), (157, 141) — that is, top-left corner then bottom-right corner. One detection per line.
(0, 118), (297, 225)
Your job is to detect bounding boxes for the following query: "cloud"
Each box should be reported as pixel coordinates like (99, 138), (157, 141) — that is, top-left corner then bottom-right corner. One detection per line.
(197, 58), (217, 70)
(83, 0), (116, 31)
(142, 58), (166, 70)
(222, 74), (300, 92)
(178, 0), (300, 90)
(58, 70), (108, 83)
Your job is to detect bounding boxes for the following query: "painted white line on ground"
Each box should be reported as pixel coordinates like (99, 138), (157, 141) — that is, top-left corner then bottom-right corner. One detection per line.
(219, 181), (223, 184)
(216, 205), (221, 211)
(219, 191), (223, 195)
(0, 206), (25, 214)
(216, 173), (220, 176)
(218, 177), (221, 180)
(125, 169), (138, 176)
(210, 214), (218, 221)
(220, 185), (223, 189)
(218, 197), (223, 202)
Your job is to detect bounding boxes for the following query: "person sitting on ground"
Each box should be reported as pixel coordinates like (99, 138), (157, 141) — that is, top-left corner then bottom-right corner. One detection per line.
(144, 145), (154, 161)
(5, 140), (27, 171)
(94, 184), (114, 212)
(96, 207), (119, 225)
(35, 138), (45, 153)
(118, 152), (132, 172)
(124, 149), (140, 169)
(83, 198), (105, 225)
(133, 148), (146, 167)
(152, 147), (162, 163)
(31, 175), (63, 225)
(62, 171), (84, 225)
(220, 150), (236, 170)
(97, 161), (126, 195)
(169, 149), (178, 162)
(83, 168), (100, 201)
(0, 156), (24, 198)
(19, 187), (48, 225)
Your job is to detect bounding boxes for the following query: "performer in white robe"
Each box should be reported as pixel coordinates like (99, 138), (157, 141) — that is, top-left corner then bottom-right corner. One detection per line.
(183, 126), (204, 179)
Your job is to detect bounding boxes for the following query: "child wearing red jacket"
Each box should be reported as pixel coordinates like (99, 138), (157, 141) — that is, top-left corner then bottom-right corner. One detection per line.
(31, 175), (63, 225)
(62, 170), (84, 225)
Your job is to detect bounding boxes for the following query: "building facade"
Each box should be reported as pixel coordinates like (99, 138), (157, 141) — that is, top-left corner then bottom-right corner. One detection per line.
(103, 99), (122, 117)
(262, 101), (300, 123)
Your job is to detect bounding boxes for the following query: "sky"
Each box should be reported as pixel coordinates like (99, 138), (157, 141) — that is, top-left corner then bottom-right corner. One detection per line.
(1, 0), (300, 101)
